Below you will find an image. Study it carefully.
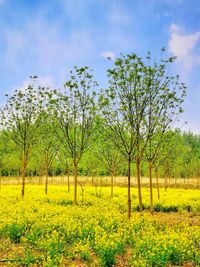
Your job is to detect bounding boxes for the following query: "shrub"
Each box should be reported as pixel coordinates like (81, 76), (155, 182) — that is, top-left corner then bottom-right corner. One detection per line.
(6, 222), (25, 244)
(99, 247), (116, 267)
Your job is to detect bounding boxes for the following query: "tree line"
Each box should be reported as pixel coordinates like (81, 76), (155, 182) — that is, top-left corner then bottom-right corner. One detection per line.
(1, 130), (199, 179)
(0, 49), (191, 217)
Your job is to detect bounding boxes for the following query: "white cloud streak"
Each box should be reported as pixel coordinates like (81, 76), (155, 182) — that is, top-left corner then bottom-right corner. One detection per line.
(168, 24), (200, 70)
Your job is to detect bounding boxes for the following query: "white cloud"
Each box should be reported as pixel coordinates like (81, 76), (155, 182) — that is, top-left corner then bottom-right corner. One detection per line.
(100, 51), (115, 60)
(3, 16), (92, 74)
(168, 24), (200, 70)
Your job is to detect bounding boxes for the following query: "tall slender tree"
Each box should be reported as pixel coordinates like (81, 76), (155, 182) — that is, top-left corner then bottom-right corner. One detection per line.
(100, 50), (186, 217)
(39, 119), (58, 194)
(49, 66), (98, 204)
(0, 77), (48, 197)
(143, 51), (186, 212)
(96, 138), (123, 198)
(99, 53), (149, 217)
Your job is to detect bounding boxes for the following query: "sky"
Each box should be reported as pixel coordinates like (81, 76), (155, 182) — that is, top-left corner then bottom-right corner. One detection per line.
(0, 0), (200, 132)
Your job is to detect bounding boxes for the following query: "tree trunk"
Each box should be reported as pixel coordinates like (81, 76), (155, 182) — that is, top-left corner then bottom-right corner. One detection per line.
(149, 160), (153, 214)
(66, 161), (70, 192)
(128, 157), (131, 219)
(164, 175), (167, 192)
(136, 157), (143, 212)
(164, 159), (168, 191)
(155, 167), (160, 199)
(45, 166), (48, 195)
(21, 153), (27, 198)
(17, 170), (20, 184)
(67, 174), (70, 192)
(111, 171), (114, 198)
(39, 175), (42, 185)
(74, 159), (78, 205)
(99, 177), (102, 197)
(80, 184), (84, 202)
(95, 180), (98, 197)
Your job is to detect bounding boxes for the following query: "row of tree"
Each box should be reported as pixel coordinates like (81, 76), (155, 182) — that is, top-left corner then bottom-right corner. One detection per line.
(0, 130), (200, 179)
(0, 49), (188, 217)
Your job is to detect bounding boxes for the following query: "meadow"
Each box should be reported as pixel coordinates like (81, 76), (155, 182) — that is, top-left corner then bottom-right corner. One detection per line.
(0, 182), (200, 267)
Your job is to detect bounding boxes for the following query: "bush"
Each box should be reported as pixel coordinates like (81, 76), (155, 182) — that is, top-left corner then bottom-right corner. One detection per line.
(6, 222), (25, 244)
(99, 247), (116, 267)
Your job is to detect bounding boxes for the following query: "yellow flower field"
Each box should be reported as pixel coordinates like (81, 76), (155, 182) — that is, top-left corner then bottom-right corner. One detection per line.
(0, 185), (199, 266)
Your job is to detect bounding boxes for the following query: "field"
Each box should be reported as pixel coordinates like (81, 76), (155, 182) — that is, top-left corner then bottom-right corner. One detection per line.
(0, 183), (200, 267)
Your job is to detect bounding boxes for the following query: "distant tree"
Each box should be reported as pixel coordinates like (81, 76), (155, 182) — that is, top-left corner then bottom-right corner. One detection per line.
(157, 130), (183, 189)
(143, 51), (186, 212)
(0, 78), (48, 197)
(39, 118), (58, 194)
(56, 150), (72, 192)
(0, 132), (19, 185)
(49, 66), (98, 204)
(96, 138), (122, 197)
(182, 132), (200, 183)
(0, 133), (3, 190)
(84, 151), (99, 185)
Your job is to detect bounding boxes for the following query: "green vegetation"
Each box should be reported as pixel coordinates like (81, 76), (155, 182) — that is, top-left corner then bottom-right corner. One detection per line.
(0, 185), (199, 266)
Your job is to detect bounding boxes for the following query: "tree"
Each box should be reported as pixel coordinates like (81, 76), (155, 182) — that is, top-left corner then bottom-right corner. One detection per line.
(143, 51), (186, 211)
(56, 149), (72, 192)
(100, 50), (186, 217)
(49, 66), (98, 204)
(96, 137), (123, 198)
(39, 118), (58, 194)
(0, 131), (20, 187)
(0, 77), (48, 197)
(99, 53), (149, 217)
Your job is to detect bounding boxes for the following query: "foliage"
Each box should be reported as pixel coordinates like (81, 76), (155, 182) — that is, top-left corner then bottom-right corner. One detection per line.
(0, 185), (199, 266)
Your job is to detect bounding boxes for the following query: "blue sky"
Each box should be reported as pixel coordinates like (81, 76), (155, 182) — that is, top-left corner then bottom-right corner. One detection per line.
(0, 0), (200, 132)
